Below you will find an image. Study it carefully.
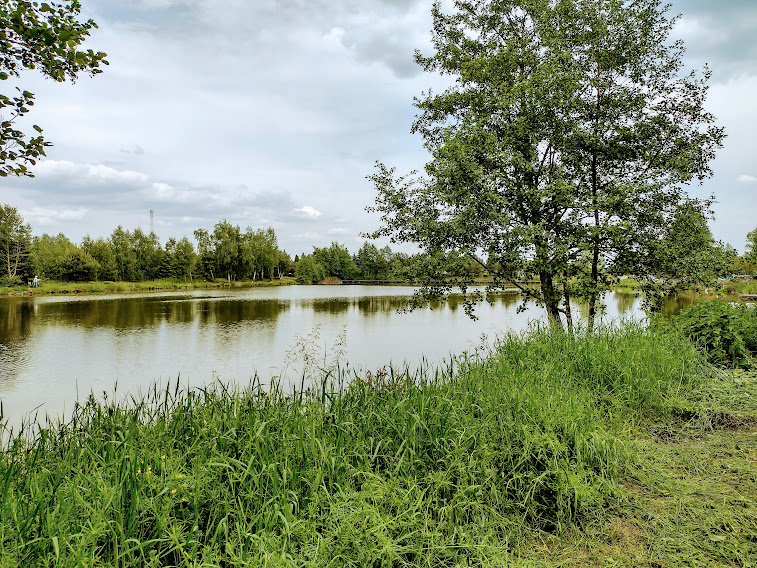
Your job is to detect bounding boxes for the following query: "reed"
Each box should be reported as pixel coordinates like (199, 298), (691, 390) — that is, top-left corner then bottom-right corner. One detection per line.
(0, 323), (708, 566)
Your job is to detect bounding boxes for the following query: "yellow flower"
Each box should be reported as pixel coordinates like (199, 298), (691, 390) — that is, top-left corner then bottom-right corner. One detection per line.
(171, 489), (177, 494)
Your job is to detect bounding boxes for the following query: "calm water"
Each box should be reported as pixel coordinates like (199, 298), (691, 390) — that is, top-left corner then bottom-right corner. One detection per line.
(0, 285), (648, 425)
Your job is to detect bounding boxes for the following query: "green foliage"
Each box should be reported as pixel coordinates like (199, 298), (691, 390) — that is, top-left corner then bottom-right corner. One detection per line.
(109, 225), (138, 281)
(0, 203), (31, 280)
(28, 232), (74, 280)
(312, 242), (360, 280)
(193, 223), (281, 282)
(0, 323), (704, 566)
(732, 255), (757, 277)
(241, 226), (279, 281)
(670, 301), (757, 368)
(58, 246), (99, 282)
(168, 236), (197, 280)
(81, 234), (118, 280)
(294, 255), (326, 284)
(367, 0), (724, 332)
(354, 242), (392, 280)
(0, 273), (24, 287)
(1, 0), (107, 177)
(212, 219), (239, 280)
(746, 227), (757, 261)
(131, 228), (164, 281)
(641, 201), (734, 309)
(275, 249), (293, 278)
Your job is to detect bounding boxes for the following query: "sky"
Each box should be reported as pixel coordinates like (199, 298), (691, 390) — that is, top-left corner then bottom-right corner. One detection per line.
(2, 0), (756, 256)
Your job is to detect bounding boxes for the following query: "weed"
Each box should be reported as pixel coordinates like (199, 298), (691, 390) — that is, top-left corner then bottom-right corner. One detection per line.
(668, 300), (757, 368)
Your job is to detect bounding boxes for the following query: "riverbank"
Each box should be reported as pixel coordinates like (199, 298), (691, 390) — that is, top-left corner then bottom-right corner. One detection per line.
(0, 277), (297, 297)
(2, 324), (754, 566)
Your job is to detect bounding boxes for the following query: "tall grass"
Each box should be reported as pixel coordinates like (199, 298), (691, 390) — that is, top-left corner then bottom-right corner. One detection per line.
(0, 323), (705, 567)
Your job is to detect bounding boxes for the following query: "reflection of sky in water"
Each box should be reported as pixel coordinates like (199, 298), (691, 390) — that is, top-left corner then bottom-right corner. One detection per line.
(0, 287), (647, 428)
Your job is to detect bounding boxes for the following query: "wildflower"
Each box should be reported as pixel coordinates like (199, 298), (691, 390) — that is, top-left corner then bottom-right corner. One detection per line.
(171, 489), (177, 494)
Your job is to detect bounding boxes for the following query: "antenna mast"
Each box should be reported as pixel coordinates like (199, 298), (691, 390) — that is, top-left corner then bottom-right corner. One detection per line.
(150, 209), (154, 235)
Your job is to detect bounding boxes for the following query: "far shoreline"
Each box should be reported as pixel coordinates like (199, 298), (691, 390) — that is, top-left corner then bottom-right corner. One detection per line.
(0, 277), (298, 298)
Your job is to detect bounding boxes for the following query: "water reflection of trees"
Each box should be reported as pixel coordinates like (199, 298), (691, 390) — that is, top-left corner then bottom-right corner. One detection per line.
(198, 299), (289, 325)
(311, 298), (351, 315)
(3, 297), (292, 331)
(613, 290), (639, 315)
(41, 298), (177, 329)
(353, 291), (520, 317)
(0, 299), (34, 346)
(356, 296), (410, 315)
(0, 299), (35, 388)
(660, 294), (695, 316)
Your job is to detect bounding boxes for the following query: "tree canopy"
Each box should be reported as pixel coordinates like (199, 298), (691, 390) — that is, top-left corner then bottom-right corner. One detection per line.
(746, 228), (757, 263)
(0, 202), (31, 283)
(1, 0), (107, 176)
(368, 0), (724, 331)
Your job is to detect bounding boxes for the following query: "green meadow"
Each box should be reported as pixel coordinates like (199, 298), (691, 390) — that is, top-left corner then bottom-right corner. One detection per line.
(1, 320), (756, 567)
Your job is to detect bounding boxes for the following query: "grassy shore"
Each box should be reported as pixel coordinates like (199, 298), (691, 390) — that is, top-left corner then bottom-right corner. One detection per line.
(0, 277), (296, 297)
(1, 324), (756, 567)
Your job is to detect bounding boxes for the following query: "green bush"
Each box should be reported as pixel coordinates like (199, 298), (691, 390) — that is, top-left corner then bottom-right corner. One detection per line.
(672, 300), (757, 368)
(741, 281), (757, 294)
(0, 275), (25, 287)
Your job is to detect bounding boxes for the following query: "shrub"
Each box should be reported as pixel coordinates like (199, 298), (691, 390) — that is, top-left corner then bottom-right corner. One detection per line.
(0, 275), (25, 287)
(672, 300), (757, 368)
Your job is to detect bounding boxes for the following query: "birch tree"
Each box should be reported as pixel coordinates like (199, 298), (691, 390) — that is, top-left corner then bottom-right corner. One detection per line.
(367, 0), (724, 331)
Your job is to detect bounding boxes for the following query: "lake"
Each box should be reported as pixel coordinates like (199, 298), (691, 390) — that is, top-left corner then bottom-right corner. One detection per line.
(0, 285), (649, 427)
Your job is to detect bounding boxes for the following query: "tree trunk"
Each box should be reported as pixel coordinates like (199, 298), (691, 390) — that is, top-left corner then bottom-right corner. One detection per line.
(562, 273), (574, 336)
(540, 271), (564, 331)
(588, 146), (600, 333)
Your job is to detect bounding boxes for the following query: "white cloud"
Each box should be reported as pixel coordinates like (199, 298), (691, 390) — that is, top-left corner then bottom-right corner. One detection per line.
(295, 206), (323, 218)
(6, 0), (755, 254)
(59, 209), (88, 220)
(737, 175), (757, 184)
(325, 27), (346, 43)
(294, 232), (321, 242)
(22, 207), (88, 226)
(35, 160), (149, 186)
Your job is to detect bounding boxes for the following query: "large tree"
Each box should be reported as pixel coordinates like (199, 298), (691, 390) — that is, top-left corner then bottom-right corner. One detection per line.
(0, 203), (31, 282)
(313, 242), (360, 280)
(746, 228), (757, 264)
(368, 0), (724, 332)
(1, 0), (107, 177)
(28, 231), (73, 279)
(81, 234), (117, 280)
(642, 200), (733, 307)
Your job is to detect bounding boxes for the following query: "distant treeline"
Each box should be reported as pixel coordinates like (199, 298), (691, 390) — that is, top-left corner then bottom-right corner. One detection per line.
(2, 203), (755, 288)
(0, 205), (484, 286)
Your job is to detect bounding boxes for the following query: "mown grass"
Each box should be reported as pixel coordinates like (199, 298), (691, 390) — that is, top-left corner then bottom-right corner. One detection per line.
(2, 324), (753, 567)
(0, 277), (296, 296)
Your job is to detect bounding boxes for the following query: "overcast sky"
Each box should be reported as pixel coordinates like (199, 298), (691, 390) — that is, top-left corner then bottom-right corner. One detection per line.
(2, 0), (756, 255)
